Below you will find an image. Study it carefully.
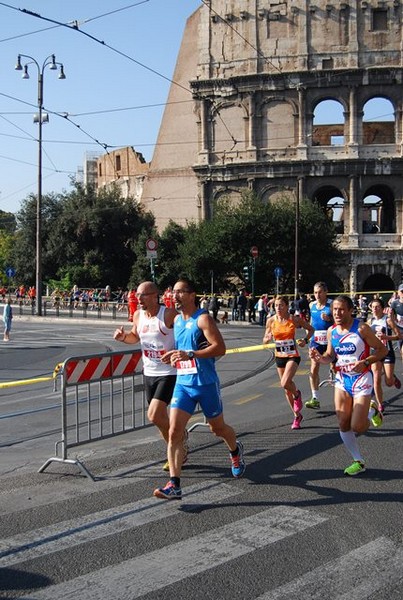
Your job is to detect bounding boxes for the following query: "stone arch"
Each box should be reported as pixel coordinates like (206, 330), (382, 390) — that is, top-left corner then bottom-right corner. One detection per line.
(311, 184), (346, 233)
(211, 101), (249, 153)
(258, 97), (298, 149)
(311, 98), (347, 146)
(362, 96), (395, 145)
(362, 273), (395, 294)
(211, 187), (243, 215)
(260, 185), (295, 204)
(361, 185), (395, 233)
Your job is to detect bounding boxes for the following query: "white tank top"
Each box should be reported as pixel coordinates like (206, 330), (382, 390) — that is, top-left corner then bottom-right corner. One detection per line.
(138, 305), (176, 376)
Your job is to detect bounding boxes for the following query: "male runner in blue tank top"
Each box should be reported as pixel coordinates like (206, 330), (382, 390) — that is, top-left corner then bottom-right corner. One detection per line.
(154, 277), (245, 499)
(305, 281), (333, 409)
(310, 295), (387, 476)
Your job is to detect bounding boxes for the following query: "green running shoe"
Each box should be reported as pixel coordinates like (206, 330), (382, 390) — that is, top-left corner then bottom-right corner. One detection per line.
(305, 398), (320, 409)
(370, 402), (383, 428)
(344, 461), (366, 476)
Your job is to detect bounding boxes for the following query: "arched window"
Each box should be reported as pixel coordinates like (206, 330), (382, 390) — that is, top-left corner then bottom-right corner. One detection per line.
(362, 186), (395, 233)
(312, 99), (345, 146)
(312, 186), (345, 233)
(362, 97), (395, 144)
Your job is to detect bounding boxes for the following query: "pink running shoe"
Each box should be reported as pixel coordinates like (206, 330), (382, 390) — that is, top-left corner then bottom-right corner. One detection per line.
(293, 390), (303, 413)
(291, 414), (303, 430)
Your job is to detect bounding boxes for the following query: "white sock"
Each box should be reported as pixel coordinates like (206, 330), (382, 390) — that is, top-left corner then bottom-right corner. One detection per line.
(339, 430), (364, 463)
(312, 390), (319, 399)
(368, 406), (376, 419)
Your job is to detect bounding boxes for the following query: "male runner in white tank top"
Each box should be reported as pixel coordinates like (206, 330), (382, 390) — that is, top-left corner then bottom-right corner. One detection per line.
(114, 281), (187, 469)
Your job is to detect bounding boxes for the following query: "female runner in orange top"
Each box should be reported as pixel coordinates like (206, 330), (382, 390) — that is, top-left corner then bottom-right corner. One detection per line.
(263, 295), (314, 429)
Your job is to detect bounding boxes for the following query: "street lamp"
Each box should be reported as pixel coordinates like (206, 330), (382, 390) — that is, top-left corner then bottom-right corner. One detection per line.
(15, 54), (66, 316)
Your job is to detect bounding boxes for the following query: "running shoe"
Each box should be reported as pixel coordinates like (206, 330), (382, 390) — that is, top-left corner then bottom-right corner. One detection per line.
(394, 375), (401, 389)
(370, 401), (383, 427)
(291, 413), (303, 429)
(305, 398), (320, 409)
(293, 390), (303, 413)
(153, 481), (182, 500)
(163, 460), (170, 472)
(344, 461), (366, 476)
(230, 440), (246, 478)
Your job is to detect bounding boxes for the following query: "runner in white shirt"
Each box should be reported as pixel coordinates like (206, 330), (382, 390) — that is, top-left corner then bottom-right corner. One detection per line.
(114, 281), (187, 470)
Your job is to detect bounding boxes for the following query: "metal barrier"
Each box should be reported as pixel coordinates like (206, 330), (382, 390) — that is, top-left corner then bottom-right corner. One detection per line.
(39, 349), (144, 480)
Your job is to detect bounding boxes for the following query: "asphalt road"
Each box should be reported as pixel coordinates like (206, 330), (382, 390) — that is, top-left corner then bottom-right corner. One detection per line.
(0, 319), (402, 599)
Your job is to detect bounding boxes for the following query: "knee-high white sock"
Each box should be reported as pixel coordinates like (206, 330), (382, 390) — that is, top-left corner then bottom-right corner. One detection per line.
(339, 430), (364, 463)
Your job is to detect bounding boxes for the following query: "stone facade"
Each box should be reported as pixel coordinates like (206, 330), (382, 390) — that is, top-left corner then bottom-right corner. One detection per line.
(142, 0), (403, 293)
(97, 147), (149, 202)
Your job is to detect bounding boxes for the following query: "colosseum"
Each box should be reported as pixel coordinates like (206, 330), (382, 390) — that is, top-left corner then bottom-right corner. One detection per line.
(142, 0), (403, 293)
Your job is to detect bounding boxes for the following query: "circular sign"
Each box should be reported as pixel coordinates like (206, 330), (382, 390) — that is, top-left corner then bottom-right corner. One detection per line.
(250, 246), (258, 258)
(146, 238), (158, 251)
(274, 266), (283, 278)
(5, 267), (15, 278)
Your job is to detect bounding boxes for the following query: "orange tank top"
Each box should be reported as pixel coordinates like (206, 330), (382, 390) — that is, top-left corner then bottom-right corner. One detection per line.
(271, 317), (299, 358)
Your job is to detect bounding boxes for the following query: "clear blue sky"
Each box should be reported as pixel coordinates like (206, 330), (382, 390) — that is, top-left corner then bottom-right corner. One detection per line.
(0, 0), (202, 214)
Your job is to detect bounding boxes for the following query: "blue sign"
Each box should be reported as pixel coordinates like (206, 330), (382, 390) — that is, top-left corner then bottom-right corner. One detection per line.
(5, 267), (15, 278)
(274, 267), (283, 278)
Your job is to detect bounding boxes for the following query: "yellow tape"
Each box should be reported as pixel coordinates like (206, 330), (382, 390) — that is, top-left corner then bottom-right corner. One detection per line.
(225, 343), (275, 354)
(0, 363), (62, 389)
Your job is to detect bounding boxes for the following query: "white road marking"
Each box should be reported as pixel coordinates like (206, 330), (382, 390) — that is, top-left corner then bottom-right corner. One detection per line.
(255, 537), (403, 599)
(19, 505), (327, 599)
(0, 481), (240, 567)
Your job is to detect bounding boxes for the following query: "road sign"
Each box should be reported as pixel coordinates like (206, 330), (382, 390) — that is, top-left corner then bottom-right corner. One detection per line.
(250, 246), (258, 258)
(5, 267), (15, 278)
(146, 250), (157, 259)
(274, 266), (283, 278)
(146, 238), (158, 251)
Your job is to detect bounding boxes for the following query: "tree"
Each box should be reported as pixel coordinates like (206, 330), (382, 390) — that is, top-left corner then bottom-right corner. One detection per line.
(169, 191), (342, 294)
(11, 184), (155, 290)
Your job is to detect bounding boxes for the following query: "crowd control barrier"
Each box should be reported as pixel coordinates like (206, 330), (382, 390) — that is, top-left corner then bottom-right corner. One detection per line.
(39, 349), (144, 481)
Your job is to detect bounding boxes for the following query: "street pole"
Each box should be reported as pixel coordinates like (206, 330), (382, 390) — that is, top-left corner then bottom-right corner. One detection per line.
(15, 54), (65, 316)
(294, 181), (300, 301)
(36, 71), (43, 316)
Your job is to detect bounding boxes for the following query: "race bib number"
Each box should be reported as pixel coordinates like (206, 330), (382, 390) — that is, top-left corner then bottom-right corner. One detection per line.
(275, 339), (298, 357)
(336, 356), (358, 374)
(175, 358), (198, 375)
(143, 349), (165, 361)
(314, 330), (327, 345)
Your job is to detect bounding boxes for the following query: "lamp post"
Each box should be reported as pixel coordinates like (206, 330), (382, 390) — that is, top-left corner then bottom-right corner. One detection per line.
(15, 54), (65, 316)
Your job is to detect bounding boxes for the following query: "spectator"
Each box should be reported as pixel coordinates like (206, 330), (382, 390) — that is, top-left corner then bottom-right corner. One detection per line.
(237, 290), (247, 321)
(208, 294), (219, 322)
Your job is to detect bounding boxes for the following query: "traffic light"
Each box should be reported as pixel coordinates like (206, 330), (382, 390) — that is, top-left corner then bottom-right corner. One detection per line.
(243, 265), (250, 282)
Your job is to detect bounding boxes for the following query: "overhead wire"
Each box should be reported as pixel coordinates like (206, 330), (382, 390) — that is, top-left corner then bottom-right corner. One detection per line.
(0, 1), (395, 209)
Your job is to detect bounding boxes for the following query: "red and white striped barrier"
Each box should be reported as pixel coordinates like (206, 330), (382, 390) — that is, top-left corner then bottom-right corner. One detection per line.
(65, 351), (142, 384)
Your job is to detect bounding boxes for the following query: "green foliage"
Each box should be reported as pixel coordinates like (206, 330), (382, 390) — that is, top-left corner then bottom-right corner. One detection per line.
(8, 185), (341, 295)
(11, 183), (155, 290)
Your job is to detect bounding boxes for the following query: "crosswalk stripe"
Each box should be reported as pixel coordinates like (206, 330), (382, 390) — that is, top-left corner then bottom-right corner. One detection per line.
(255, 537), (403, 599)
(19, 505), (328, 599)
(0, 481), (241, 568)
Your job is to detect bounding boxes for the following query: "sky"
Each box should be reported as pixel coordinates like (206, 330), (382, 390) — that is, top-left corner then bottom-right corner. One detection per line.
(0, 0), (202, 214)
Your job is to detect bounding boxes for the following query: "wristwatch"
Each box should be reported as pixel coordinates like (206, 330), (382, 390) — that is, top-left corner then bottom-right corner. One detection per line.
(364, 359), (370, 367)
(187, 350), (195, 359)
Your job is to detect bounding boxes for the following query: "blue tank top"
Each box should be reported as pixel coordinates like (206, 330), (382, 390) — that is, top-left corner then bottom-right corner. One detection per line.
(330, 318), (370, 374)
(174, 308), (219, 386)
(310, 299), (332, 346)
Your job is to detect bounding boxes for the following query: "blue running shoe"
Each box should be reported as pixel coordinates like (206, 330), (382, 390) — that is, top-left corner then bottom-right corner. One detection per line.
(230, 440), (246, 478)
(153, 481), (182, 500)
